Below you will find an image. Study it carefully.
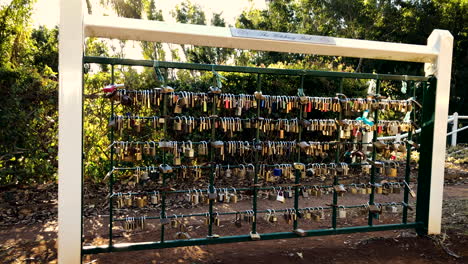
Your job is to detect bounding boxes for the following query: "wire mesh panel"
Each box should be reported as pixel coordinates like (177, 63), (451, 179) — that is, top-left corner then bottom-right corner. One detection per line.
(82, 57), (431, 254)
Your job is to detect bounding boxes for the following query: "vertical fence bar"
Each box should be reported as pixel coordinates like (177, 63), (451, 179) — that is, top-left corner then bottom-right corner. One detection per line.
(416, 79), (436, 235)
(293, 75), (304, 231)
(252, 73), (261, 235)
(402, 81), (415, 224)
(332, 78), (344, 229)
(160, 84), (168, 243)
(451, 112), (458, 146)
(208, 91), (218, 238)
(368, 79), (380, 226)
(108, 64), (115, 248)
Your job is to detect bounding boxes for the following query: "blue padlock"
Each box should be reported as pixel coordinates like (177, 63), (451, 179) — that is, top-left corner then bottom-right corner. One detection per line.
(273, 168), (282, 177)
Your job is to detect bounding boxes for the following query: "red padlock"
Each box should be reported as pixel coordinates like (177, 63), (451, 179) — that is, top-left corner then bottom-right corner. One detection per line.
(377, 125), (383, 134)
(307, 102), (312, 113)
(103, 84), (124, 93)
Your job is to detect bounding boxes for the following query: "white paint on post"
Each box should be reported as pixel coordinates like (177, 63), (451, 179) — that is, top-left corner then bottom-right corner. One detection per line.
(451, 112), (458, 146)
(58, 0), (84, 263)
(425, 30), (454, 234)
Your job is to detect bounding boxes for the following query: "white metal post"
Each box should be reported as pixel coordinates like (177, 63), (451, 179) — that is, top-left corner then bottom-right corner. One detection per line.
(451, 112), (458, 146)
(424, 30), (454, 234)
(58, 0), (84, 263)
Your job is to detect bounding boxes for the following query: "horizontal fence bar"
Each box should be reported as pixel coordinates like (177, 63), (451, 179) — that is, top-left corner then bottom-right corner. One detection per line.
(109, 179), (409, 197)
(82, 222), (421, 254)
(447, 125), (468, 136)
(84, 56), (429, 81)
(111, 202), (409, 222)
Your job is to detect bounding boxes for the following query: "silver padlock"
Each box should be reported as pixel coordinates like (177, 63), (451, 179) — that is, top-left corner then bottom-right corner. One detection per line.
(338, 206), (347, 219)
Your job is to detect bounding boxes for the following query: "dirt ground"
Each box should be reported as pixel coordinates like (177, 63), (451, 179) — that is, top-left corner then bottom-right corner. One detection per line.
(1, 167), (467, 264)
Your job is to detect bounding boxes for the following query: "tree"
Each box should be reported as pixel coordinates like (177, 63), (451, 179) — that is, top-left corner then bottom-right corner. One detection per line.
(31, 26), (58, 74)
(141, 0), (165, 61)
(0, 0), (36, 67)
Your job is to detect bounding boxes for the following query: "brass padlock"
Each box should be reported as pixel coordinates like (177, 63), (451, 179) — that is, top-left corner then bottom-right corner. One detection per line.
(173, 117), (182, 130)
(171, 216), (179, 228)
(185, 141), (195, 158)
(198, 141), (208, 155)
(375, 184), (383, 194)
(136, 197), (145, 208)
(389, 162), (398, 177)
(173, 154), (181, 165)
(174, 101), (183, 113)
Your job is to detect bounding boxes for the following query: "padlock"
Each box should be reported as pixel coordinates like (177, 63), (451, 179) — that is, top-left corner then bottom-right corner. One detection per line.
(389, 162), (398, 177)
(124, 196), (133, 207)
(375, 184), (383, 194)
(150, 192), (159, 204)
(159, 164), (173, 174)
(173, 155), (181, 166)
(333, 184), (347, 194)
(338, 206), (347, 219)
(211, 141), (224, 149)
(235, 212), (243, 227)
(368, 204), (382, 214)
(174, 104), (183, 114)
(161, 86), (174, 93)
(284, 189), (293, 198)
(268, 191), (277, 201)
(198, 141), (208, 155)
(273, 168), (282, 177)
(160, 217), (170, 225)
(208, 86), (222, 94)
(192, 190), (200, 205)
(171, 216), (179, 228)
(136, 197), (145, 208)
(254, 91), (264, 100)
(276, 191), (285, 203)
(185, 141), (195, 158)
(173, 117), (182, 130)
(208, 189), (217, 200)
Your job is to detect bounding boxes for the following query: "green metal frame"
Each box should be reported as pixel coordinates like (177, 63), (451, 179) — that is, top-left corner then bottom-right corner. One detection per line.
(82, 56), (433, 255)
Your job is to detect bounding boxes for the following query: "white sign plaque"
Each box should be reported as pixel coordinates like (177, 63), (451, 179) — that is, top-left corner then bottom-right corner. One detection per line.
(230, 28), (335, 45)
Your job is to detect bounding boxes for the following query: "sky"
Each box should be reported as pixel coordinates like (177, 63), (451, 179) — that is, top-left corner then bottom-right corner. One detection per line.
(29, 0), (267, 28)
(13, 0), (267, 60)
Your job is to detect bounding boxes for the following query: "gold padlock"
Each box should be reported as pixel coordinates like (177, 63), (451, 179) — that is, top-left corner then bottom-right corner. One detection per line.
(173, 117), (182, 130)
(135, 197), (145, 208)
(389, 162), (398, 177)
(376, 184), (383, 194)
(174, 154), (181, 166)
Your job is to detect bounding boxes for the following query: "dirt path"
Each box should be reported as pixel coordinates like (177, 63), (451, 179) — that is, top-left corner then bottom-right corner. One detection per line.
(1, 183), (467, 264)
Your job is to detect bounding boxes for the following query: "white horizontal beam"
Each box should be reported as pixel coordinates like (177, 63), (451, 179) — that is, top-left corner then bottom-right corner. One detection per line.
(84, 16), (438, 63)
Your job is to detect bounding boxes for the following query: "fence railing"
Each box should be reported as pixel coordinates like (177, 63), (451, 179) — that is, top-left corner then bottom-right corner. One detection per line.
(377, 112), (468, 146)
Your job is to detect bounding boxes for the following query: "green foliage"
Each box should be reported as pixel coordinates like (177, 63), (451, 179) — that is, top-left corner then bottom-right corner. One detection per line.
(0, 65), (58, 185)
(141, 0), (165, 61)
(0, 0), (36, 67)
(171, 0), (206, 25)
(31, 26), (58, 73)
(100, 0), (148, 19)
